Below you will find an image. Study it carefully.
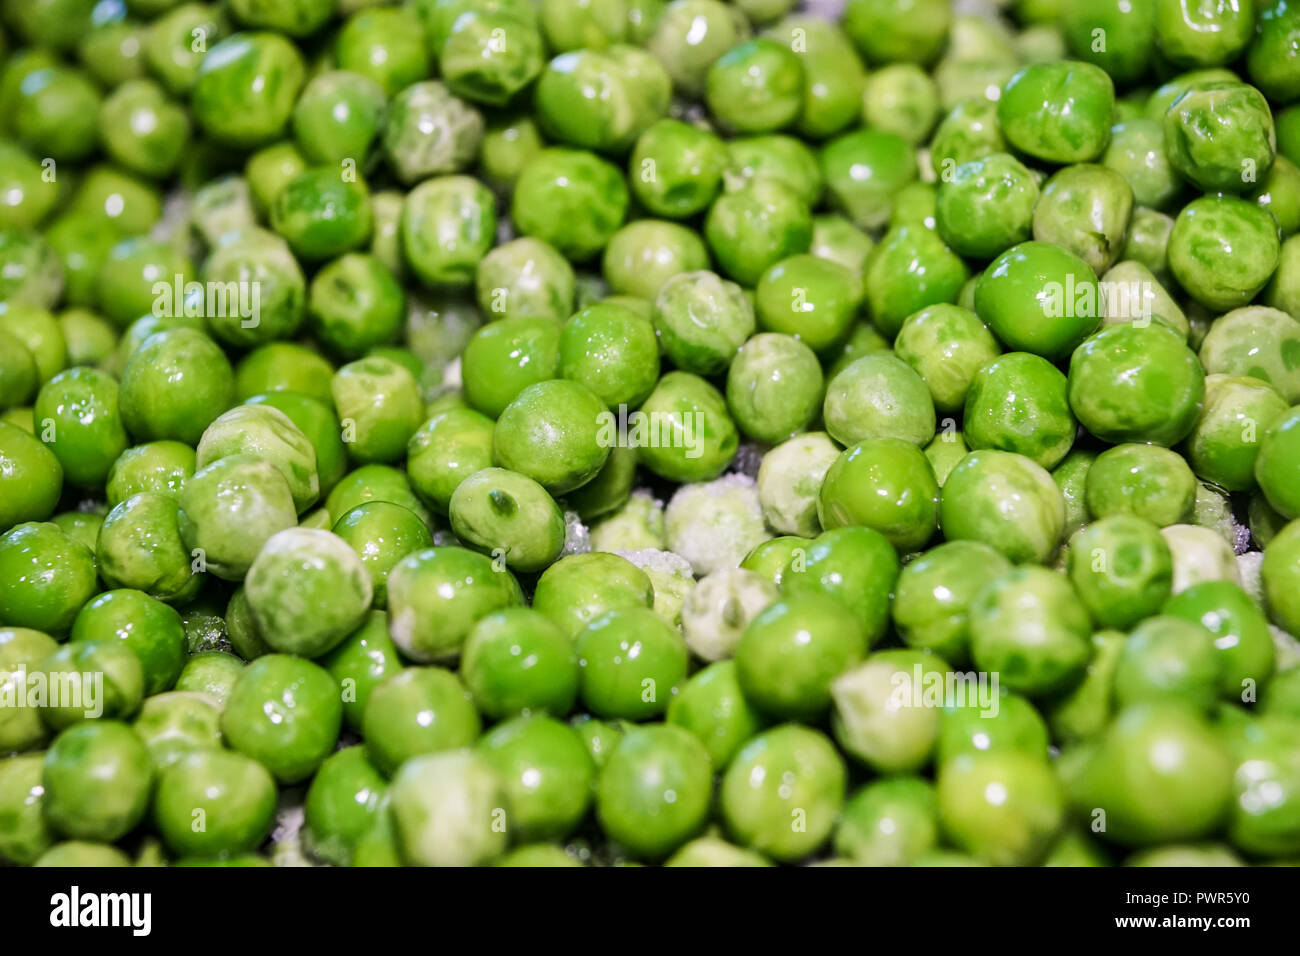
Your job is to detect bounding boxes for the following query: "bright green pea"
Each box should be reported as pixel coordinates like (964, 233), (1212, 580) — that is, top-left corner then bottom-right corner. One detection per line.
(405, 407), (495, 513)
(153, 748), (276, 858)
(492, 379), (609, 495)
(401, 174), (496, 287)
(736, 594), (866, 720)
(558, 303), (659, 409)
(332, 355), (423, 464)
(42, 721), (152, 842)
(937, 751), (1064, 865)
(653, 270), (755, 376)
(221, 654), (341, 783)
(0, 522), (97, 635)
(1154, 0), (1253, 67)
(442, 9), (544, 107)
(512, 148), (628, 262)
(37, 639), (143, 728)
(1068, 514), (1174, 630)
(361, 665), (480, 775)
(781, 526), (899, 643)
(725, 333), (823, 444)
(964, 353), (1075, 470)
(461, 608), (578, 720)
(449, 467), (566, 573)
(119, 328), (234, 446)
(1186, 376), (1287, 492)
(191, 32), (305, 147)
(1085, 442), (1196, 527)
(941, 450), (1066, 564)
(70, 589), (186, 698)
(753, 253), (862, 355)
(603, 220), (708, 302)
(997, 60), (1114, 164)
(303, 746), (386, 866)
(864, 225), (968, 338)
(385, 546), (523, 662)
(936, 153), (1039, 260)
(478, 715), (594, 842)
(1170, 195), (1281, 312)
(894, 304), (1000, 415)
(334, 7), (429, 98)
(646, 0), (748, 98)
(575, 606), (688, 720)
(975, 241), (1101, 361)
(634, 371), (739, 482)
(823, 353), (936, 448)
(892, 540), (1011, 664)
(0, 753), (55, 864)
(721, 724), (845, 862)
(818, 438), (939, 553)
(628, 118), (728, 219)
(1032, 164), (1133, 275)
(533, 551), (654, 638)
(820, 128), (917, 231)
(705, 38), (803, 134)
(476, 237), (574, 324)
(596, 723), (712, 859)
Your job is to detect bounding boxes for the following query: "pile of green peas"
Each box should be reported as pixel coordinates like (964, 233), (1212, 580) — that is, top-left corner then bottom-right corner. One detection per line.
(3, 0), (1300, 869)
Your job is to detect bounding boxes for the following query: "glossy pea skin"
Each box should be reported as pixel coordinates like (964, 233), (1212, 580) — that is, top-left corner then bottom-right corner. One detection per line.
(334, 7), (430, 98)
(1255, 406), (1300, 519)
(303, 746), (387, 866)
(1154, 0), (1254, 68)
(964, 352), (1076, 470)
(361, 665), (481, 776)
(974, 241), (1101, 362)
(559, 303), (660, 409)
(632, 371), (739, 483)
(460, 317), (561, 420)
(246, 391), (346, 498)
(0, 422), (63, 532)
(476, 237), (575, 324)
(1101, 120), (1182, 211)
(936, 152), (1039, 260)
(721, 724), (846, 863)
(754, 254), (862, 355)
(332, 356), (424, 464)
(533, 551), (655, 638)
(892, 540), (1011, 664)
(864, 224), (968, 338)
(937, 752), (1064, 866)
(1085, 443), (1197, 527)
(441, 9), (545, 108)
(575, 607), (688, 720)
(818, 438), (939, 554)
(492, 379), (610, 495)
(781, 526), (899, 644)
(726, 333), (824, 444)
(1062, 0), (1157, 85)
(1068, 515), (1174, 631)
(1164, 81), (1274, 195)
(461, 608), (579, 720)
(405, 408), (495, 514)
(42, 721), (153, 843)
(821, 129), (917, 232)
(735, 594), (867, 720)
(478, 715), (594, 842)
(968, 567), (1092, 697)
(512, 148), (629, 262)
(1199, 306), (1300, 406)
(221, 654), (342, 784)
(449, 467), (566, 573)
(385, 546), (523, 663)
(705, 38), (803, 134)
(0, 522), (98, 635)
(178, 454), (298, 581)
(705, 178), (813, 286)
(1185, 376), (1286, 492)
(154, 749), (277, 858)
(823, 353), (936, 449)
(70, 589), (186, 698)
(596, 724), (712, 859)
(191, 33), (306, 147)
(119, 329), (235, 447)
(997, 60), (1115, 164)
(768, 15), (865, 139)
(667, 659), (767, 770)
(895, 304), (1001, 415)
(1169, 195), (1281, 312)
(1032, 163), (1134, 276)
(629, 118), (728, 218)
(38, 639), (144, 728)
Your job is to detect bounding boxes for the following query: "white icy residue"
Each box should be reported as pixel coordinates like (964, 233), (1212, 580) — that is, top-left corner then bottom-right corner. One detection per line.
(665, 473), (770, 576)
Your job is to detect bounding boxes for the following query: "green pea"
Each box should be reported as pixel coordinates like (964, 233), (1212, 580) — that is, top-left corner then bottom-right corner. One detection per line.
(575, 607), (688, 720)
(892, 540), (1010, 663)
(36, 639), (143, 729)
(1200, 307), (1300, 406)
(1170, 195), (1281, 312)
(558, 303), (659, 409)
(0, 753), (55, 864)
(596, 723), (712, 859)
(823, 353), (936, 448)
(0, 522), (97, 635)
(1074, 703), (1233, 845)
(705, 178), (812, 286)
(603, 220), (708, 302)
(460, 608), (578, 720)
(1068, 514), (1174, 631)
(512, 148), (628, 262)
(1256, 406), (1300, 519)
(449, 467), (566, 573)
(1086, 442), (1196, 527)
(938, 692), (1050, 765)
(935, 153), (1039, 260)
(385, 546), (523, 662)
(362, 666), (480, 775)
(1033, 164), (1134, 275)
(646, 0), (748, 98)
(476, 237), (574, 325)
(99, 79), (190, 179)
(179, 454), (298, 580)
(478, 715), (594, 841)
(821, 129), (917, 232)
(705, 38), (803, 134)
(175, 651), (244, 707)
(70, 589), (186, 698)
(864, 225), (968, 338)
(42, 721), (152, 842)
(753, 253), (862, 355)
(968, 567), (1091, 697)
(1062, 0), (1156, 84)
(964, 352), (1075, 470)
(937, 752), (1064, 865)
(755, 432), (839, 538)
(388, 750), (508, 866)
(767, 15), (863, 139)
(303, 746), (386, 866)
(442, 9), (544, 107)
(119, 328), (234, 446)
(332, 356), (424, 464)
(533, 551), (654, 638)
(975, 241), (1101, 362)
(153, 748), (276, 858)
(0, 420), (62, 533)
(334, 7), (429, 98)
(809, 214), (875, 275)
(401, 174), (497, 287)
(536, 47), (669, 153)
(1186, 374), (1287, 491)
(725, 333), (823, 444)
(652, 270), (754, 377)
(221, 654), (341, 783)
(781, 526), (899, 643)
(818, 438), (939, 554)
(191, 32), (305, 147)
(1101, 120), (1182, 211)
(1154, 0), (1253, 67)
(479, 113), (544, 193)
(493, 379), (609, 495)
(997, 60), (1114, 164)
(405, 408), (495, 513)
(721, 724), (845, 862)
(829, 649), (946, 773)
(629, 118), (728, 219)
(735, 594), (866, 720)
